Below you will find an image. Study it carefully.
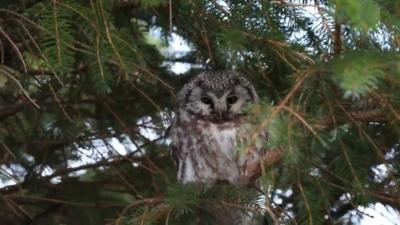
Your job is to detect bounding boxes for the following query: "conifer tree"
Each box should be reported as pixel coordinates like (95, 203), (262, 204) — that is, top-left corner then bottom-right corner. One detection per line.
(0, 0), (399, 225)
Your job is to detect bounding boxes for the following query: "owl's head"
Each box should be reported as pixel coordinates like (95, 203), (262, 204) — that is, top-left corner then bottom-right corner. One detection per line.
(177, 70), (259, 123)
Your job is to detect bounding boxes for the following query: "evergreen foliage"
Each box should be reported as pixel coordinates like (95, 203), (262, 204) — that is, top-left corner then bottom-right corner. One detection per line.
(0, 0), (399, 225)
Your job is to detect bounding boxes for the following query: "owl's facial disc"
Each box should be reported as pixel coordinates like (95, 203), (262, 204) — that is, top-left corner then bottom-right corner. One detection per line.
(185, 85), (252, 123)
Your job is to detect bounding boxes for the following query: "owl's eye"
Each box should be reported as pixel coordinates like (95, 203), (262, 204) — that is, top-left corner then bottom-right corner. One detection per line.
(227, 96), (238, 105)
(201, 96), (213, 106)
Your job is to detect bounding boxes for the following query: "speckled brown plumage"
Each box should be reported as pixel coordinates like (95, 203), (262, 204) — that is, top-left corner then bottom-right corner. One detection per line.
(169, 70), (266, 225)
(170, 70), (266, 185)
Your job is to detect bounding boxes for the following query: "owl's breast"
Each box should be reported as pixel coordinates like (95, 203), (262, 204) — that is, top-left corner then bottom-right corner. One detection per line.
(171, 117), (261, 185)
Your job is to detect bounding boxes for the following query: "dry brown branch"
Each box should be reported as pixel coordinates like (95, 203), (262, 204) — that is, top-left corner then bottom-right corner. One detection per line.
(333, 19), (342, 55)
(2, 197), (28, 220)
(7, 195), (124, 208)
(199, 20), (215, 66)
(0, 65), (40, 109)
(265, 195), (280, 225)
(0, 153), (169, 195)
(220, 200), (263, 213)
(244, 69), (313, 154)
(318, 108), (386, 130)
(271, 0), (325, 9)
(48, 83), (74, 122)
(0, 104), (24, 119)
(5, 198), (33, 220)
(115, 196), (164, 225)
(0, 140), (17, 160)
(0, 26), (27, 73)
(247, 148), (283, 182)
(121, 196), (163, 215)
(298, 180), (314, 225)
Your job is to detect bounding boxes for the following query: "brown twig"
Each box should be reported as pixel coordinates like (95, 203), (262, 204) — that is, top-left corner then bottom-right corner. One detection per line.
(121, 196), (163, 215)
(48, 83), (74, 122)
(0, 140), (17, 160)
(244, 69), (313, 155)
(8, 195), (124, 208)
(318, 108), (386, 130)
(0, 65), (40, 109)
(333, 19), (342, 55)
(199, 21), (215, 66)
(0, 104), (24, 119)
(247, 149), (283, 182)
(0, 26), (27, 73)
(115, 196), (164, 225)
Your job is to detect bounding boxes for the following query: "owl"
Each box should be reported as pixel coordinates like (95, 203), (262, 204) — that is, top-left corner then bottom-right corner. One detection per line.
(169, 70), (266, 186)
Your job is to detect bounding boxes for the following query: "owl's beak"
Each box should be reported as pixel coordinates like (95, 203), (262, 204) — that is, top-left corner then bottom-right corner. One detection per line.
(217, 110), (223, 120)
(213, 109), (229, 121)
(213, 102), (228, 121)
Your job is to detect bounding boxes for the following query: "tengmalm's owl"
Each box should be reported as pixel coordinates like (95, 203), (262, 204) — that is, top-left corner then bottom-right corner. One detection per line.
(170, 70), (266, 186)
